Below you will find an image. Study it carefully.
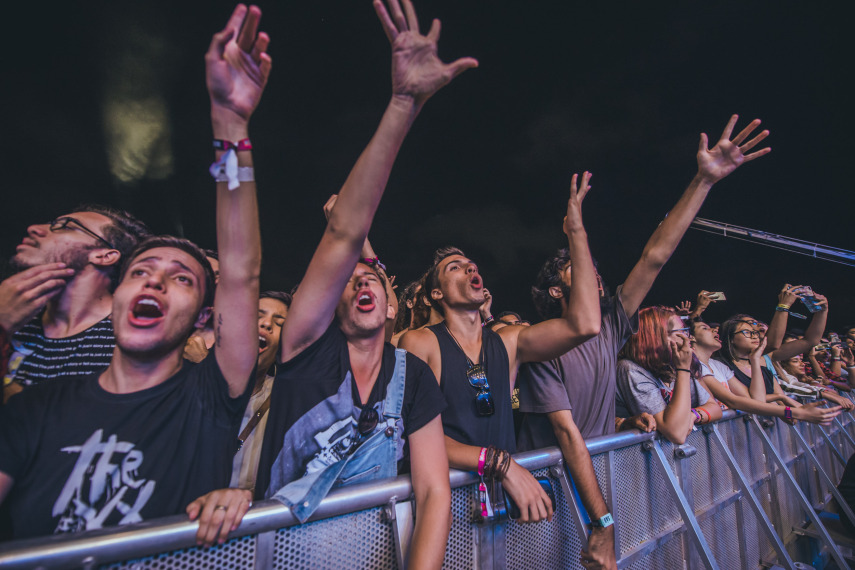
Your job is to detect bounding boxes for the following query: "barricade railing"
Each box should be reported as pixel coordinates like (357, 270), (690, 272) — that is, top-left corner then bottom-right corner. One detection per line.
(2, 408), (854, 569)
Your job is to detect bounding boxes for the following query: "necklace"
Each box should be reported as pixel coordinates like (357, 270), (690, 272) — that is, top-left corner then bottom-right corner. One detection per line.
(444, 322), (485, 369)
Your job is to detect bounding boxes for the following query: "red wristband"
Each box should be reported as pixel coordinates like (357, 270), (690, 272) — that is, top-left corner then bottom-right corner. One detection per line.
(213, 138), (252, 151)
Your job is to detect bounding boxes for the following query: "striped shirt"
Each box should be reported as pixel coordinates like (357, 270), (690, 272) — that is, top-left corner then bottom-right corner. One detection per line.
(6, 317), (114, 387)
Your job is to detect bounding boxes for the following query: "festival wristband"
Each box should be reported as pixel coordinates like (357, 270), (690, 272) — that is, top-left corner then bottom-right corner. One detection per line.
(213, 138), (252, 151)
(361, 257), (387, 272)
(784, 406), (793, 420)
(691, 408), (701, 424)
(477, 447), (487, 476)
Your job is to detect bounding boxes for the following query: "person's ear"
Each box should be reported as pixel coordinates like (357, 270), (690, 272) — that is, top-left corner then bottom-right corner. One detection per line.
(430, 288), (443, 303)
(89, 248), (121, 268)
(195, 307), (214, 329)
(386, 303), (396, 321)
(548, 286), (564, 299)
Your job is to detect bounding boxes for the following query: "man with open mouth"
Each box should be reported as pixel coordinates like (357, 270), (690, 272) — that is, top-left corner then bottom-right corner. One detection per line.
(255, 1), (476, 566)
(400, 171), (601, 527)
(0, 4), (266, 545)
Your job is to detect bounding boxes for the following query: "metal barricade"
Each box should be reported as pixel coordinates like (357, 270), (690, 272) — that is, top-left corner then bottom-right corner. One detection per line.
(1, 410), (854, 569)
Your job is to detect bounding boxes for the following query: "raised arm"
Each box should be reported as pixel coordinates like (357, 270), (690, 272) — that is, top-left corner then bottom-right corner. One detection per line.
(279, 0), (477, 362)
(621, 116), (771, 316)
(508, 172), (600, 366)
(763, 284), (799, 352)
(207, 5), (269, 396)
(769, 293), (828, 361)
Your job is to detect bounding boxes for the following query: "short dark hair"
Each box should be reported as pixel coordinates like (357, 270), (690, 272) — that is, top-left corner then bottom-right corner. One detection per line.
(121, 236), (215, 308)
(203, 249), (219, 261)
(260, 290), (292, 308)
(531, 248), (572, 320)
(71, 204), (151, 291)
(423, 246), (465, 316)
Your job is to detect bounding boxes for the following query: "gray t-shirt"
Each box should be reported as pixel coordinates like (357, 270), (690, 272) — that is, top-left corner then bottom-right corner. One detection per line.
(516, 287), (638, 449)
(614, 359), (710, 418)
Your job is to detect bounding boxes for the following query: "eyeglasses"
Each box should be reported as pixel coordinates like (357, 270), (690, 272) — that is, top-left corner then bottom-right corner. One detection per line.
(736, 329), (761, 339)
(467, 363), (495, 416)
(49, 217), (115, 250)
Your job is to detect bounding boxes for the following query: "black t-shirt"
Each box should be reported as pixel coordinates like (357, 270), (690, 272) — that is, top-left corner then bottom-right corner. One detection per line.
(0, 352), (251, 539)
(256, 324), (446, 500)
(727, 361), (776, 394)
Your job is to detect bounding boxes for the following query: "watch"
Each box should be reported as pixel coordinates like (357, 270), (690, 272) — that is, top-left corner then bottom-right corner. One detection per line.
(588, 512), (614, 530)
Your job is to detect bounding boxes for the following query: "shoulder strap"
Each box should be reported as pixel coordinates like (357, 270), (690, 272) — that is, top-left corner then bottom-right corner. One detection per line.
(236, 395), (272, 452)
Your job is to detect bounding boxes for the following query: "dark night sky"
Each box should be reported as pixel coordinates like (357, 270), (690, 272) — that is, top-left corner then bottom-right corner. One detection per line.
(2, 1), (852, 330)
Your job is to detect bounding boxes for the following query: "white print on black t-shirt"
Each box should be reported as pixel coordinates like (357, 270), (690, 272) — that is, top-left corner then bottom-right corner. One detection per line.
(303, 416), (358, 477)
(52, 429), (156, 533)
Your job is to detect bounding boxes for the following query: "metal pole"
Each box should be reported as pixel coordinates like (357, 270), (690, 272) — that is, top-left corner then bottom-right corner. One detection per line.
(708, 424), (795, 569)
(644, 439), (720, 570)
(750, 417), (850, 569)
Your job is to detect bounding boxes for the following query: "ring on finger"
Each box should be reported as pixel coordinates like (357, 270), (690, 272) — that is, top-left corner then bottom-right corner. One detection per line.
(214, 505), (227, 511)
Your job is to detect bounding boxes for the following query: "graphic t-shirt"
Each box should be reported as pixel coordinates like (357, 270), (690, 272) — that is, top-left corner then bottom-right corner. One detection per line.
(6, 316), (115, 387)
(615, 359), (710, 418)
(0, 352), (251, 539)
(256, 324), (446, 500)
(517, 289), (638, 448)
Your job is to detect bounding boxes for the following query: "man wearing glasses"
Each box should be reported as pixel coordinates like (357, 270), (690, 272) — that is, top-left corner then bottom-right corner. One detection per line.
(1, 207), (150, 402)
(0, 3), (266, 540)
(255, 0), (475, 564)
(400, 172), (601, 525)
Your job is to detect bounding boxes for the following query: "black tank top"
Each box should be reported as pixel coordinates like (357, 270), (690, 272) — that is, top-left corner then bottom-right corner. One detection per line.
(428, 323), (516, 452)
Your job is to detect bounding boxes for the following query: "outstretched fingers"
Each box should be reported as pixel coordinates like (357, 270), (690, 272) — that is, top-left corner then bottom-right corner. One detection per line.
(250, 32), (270, 65)
(401, 0), (420, 33)
(386, 0), (409, 34)
(730, 118), (761, 145)
(717, 114), (739, 143)
(373, 0), (398, 42)
(446, 55), (479, 79)
(237, 5), (262, 53)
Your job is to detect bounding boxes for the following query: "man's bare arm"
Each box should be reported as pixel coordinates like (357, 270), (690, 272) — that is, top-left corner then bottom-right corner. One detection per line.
(621, 116), (770, 316)
(548, 410), (616, 570)
(407, 417), (451, 570)
(207, 5), (268, 396)
(512, 172), (600, 366)
(279, 0), (477, 362)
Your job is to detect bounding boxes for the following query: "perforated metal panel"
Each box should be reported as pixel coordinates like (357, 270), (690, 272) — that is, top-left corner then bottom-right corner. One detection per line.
(272, 507), (397, 570)
(102, 533), (256, 570)
(443, 484), (476, 570)
(623, 531), (685, 570)
(611, 443), (681, 557)
(505, 467), (581, 570)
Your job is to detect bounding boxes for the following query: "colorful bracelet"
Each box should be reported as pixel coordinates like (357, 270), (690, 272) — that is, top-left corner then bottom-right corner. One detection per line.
(776, 303), (791, 312)
(691, 408), (702, 424)
(477, 447), (487, 476)
(482, 316), (495, 327)
(213, 138), (252, 151)
(361, 257), (387, 272)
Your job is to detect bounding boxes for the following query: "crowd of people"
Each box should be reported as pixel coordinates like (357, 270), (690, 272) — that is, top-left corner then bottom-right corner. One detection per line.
(0, 2), (852, 569)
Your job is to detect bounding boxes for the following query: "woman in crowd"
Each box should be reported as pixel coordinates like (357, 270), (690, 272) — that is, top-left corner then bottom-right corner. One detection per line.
(779, 354), (855, 411)
(616, 306), (721, 444)
(691, 320), (841, 424)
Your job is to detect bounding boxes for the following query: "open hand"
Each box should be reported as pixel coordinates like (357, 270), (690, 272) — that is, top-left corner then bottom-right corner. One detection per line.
(206, 5), (272, 123)
(674, 300), (691, 316)
(374, 0), (478, 108)
(697, 115), (770, 183)
(563, 171), (592, 236)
